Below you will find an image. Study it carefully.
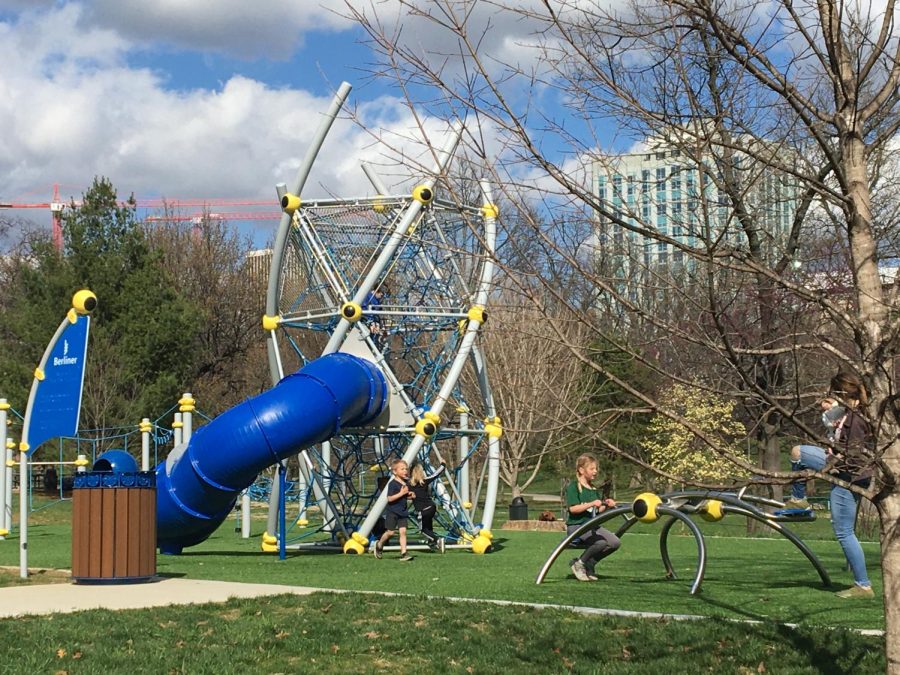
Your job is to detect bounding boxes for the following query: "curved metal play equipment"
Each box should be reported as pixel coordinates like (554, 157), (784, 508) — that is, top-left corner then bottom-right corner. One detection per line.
(260, 81), (500, 555)
(535, 490), (831, 594)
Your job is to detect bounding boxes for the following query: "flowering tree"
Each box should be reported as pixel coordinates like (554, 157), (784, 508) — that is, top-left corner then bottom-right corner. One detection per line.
(644, 384), (749, 486)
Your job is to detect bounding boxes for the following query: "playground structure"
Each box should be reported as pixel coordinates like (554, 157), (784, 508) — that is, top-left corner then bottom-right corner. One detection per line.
(3, 80), (500, 563)
(535, 489), (831, 594)
(256, 81), (500, 555)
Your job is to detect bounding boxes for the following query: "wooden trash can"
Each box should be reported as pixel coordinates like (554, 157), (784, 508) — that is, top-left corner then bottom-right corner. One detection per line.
(71, 471), (156, 583)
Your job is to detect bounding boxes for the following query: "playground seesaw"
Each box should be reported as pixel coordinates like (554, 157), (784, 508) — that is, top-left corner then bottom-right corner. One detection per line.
(535, 489), (831, 594)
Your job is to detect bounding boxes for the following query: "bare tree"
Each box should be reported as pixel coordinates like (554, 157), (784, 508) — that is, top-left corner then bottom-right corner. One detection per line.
(146, 215), (270, 411)
(476, 288), (593, 498)
(348, 0), (900, 662)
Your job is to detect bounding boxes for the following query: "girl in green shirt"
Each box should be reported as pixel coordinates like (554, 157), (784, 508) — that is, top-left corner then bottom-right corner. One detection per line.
(566, 453), (620, 581)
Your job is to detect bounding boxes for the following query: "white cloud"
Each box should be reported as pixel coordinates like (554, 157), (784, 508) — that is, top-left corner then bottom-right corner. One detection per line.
(80, 0), (354, 59)
(0, 1), (566, 246)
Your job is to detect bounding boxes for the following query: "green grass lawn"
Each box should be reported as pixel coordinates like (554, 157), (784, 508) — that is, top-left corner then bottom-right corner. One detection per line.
(0, 498), (885, 631)
(0, 497), (887, 672)
(0, 592), (884, 674)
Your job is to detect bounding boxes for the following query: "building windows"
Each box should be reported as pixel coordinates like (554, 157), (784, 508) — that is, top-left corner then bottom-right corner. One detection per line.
(593, 144), (796, 282)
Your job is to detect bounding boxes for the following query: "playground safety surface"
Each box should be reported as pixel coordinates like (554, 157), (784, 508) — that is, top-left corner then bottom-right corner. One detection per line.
(0, 577), (320, 619)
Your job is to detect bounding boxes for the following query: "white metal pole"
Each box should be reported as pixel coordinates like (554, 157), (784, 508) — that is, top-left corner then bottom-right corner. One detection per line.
(180, 393), (194, 444)
(140, 418), (151, 471)
(0, 399), (7, 539)
(19, 448), (27, 577)
(173, 413), (183, 447)
(241, 491), (251, 539)
(4, 439), (12, 534)
(458, 407), (470, 513)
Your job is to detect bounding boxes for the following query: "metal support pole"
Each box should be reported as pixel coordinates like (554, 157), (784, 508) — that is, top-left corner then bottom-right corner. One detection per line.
(241, 491), (251, 539)
(140, 418), (151, 472)
(180, 393), (194, 444)
(0, 399), (7, 539)
(458, 408), (470, 515)
(19, 449), (28, 577)
(3, 440), (12, 534)
(173, 413), (183, 447)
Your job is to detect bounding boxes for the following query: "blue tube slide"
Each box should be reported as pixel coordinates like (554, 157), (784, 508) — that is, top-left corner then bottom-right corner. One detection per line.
(155, 353), (387, 554)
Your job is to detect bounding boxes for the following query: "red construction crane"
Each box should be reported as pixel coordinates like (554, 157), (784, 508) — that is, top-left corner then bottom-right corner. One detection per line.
(0, 184), (280, 250)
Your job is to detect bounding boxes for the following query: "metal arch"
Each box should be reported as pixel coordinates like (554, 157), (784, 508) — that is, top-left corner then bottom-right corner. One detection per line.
(535, 506), (635, 585)
(719, 505), (831, 587)
(655, 490), (831, 587)
(656, 507), (707, 595)
(537, 491), (827, 594)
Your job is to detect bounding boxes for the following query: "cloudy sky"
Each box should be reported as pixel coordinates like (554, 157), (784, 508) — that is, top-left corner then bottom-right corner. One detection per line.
(0, 1), (557, 245)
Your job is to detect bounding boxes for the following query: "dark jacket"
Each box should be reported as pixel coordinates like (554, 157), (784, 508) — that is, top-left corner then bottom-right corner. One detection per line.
(832, 409), (874, 484)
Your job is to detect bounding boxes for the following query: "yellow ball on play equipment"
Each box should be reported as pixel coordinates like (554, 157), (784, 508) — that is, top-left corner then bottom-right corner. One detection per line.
(700, 499), (724, 522)
(632, 492), (662, 523)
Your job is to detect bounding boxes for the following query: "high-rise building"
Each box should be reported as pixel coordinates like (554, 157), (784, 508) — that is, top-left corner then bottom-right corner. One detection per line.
(594, 139), (798, 278)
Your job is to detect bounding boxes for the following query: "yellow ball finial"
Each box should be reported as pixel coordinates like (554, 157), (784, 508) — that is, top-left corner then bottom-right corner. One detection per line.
(72, 289), (97, 315)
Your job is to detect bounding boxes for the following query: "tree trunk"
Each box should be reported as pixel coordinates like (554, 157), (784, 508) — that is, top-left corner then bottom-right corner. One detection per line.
(878, 492), (900, 672)
(763, 429), (782, 502)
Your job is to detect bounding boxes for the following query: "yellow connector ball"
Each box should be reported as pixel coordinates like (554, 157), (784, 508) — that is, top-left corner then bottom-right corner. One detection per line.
(412, 184), (434, 205)
(281, 193), (302, 214)
(0, 529), (8, 537)
(415, 418), (438, 438)
(471, 531), (493, 554)
(262, 532), (277, 545)
(351, 532), (368, 545)
(632, 492), (662, 523)
(700, 499), (724, 522)
(467, 305), (487, 324)
(481, 203), (499, 219)
(343, 538), (365, 555)
(261, 540), (279, 553)
(373, 195), (387, 213)
(341, 302), (363, 322)
(295, 518), (309, 527)
(72, 289), (97, 315)
(463, 501), (473, 509)
(262, 314), (281, 331)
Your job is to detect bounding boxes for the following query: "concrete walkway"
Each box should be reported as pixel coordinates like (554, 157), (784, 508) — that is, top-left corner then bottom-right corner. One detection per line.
(0, 577), (320, 619)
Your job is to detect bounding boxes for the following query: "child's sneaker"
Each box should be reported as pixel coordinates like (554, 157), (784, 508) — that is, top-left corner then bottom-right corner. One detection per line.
(784, 497), (811, 510)
(570, 559), (590, 581)
(374, 543), (383, 559)
(398, 552), (414, 562)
